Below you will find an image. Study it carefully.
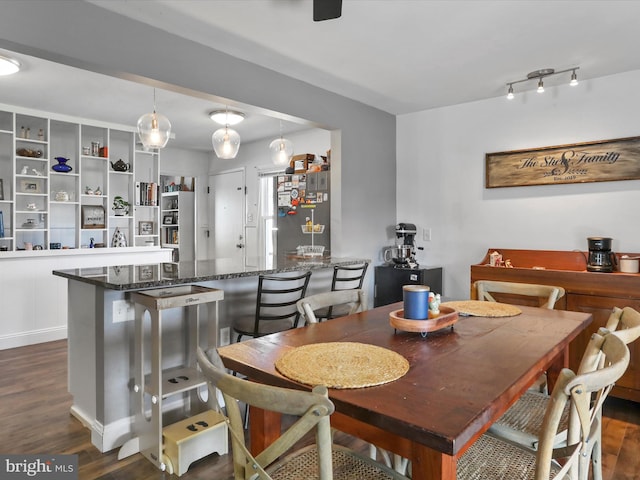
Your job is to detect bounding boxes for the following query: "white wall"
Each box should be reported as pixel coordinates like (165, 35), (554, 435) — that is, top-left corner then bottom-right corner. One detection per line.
(397, 69), (640, 301)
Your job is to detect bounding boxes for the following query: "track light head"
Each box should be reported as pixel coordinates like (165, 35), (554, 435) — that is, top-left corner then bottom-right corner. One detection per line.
(570, 69), (578, 86)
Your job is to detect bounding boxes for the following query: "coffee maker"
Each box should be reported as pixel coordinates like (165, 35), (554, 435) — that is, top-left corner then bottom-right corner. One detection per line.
(384, 223), (421, 268)
(586, 237), (616, 273)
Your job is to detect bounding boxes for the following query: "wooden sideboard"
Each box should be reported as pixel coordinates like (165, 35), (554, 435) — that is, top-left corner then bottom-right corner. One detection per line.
(471, 248), (640, 403)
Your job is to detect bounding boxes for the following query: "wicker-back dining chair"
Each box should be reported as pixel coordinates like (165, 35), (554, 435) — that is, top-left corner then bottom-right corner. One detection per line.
(475, 279), (566, 393)
(488, 306), (640, 480)
(458, 330), (630, 480)
(196, 347), (408, 480)
(474, 280), (565, 309)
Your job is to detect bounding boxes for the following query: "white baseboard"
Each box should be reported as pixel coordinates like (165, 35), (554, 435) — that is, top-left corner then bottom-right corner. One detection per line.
(71, 405), (135, 453)
(71, 397), (194, 453)
(0, 326), (67, 350)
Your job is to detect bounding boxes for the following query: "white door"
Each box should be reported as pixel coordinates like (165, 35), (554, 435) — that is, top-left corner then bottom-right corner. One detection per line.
(209, 170), (245, 261)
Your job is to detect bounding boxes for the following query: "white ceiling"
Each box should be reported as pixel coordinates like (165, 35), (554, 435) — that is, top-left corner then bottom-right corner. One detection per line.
(3, 0), (640, 152)
(92, 0), (640, 113)
(0, 48), (307, 152)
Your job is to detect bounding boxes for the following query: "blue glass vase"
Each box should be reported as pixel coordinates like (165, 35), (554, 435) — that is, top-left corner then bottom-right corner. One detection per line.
(52, 157), (72, 173)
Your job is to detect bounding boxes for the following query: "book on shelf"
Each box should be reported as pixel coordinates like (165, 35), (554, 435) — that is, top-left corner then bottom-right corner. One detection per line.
(134, 182), (158, 206)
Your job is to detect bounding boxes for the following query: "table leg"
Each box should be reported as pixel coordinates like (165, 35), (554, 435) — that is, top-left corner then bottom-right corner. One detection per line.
(331, 411), (456, 480)
(411, 444), (456, 480)
(249, 405), (281, 455)
(546, 346), (569, 393)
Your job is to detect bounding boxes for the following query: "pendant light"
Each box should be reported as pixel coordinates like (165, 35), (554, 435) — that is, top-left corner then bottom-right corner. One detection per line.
(211, 106), (242, 159)
(269, 122), (294, 166)
(137, 89), (171, 149)
(212, 125), (241, 159)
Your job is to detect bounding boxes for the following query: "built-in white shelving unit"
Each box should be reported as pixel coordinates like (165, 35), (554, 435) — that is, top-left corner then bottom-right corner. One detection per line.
(0, 104), (160, 252)
(160, 190), (195, 261)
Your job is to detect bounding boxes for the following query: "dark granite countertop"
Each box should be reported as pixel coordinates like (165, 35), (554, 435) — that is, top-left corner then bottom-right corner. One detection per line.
(52, 256), (369, 291)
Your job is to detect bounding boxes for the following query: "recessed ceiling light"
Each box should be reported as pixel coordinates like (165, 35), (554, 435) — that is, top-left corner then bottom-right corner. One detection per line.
(209, 109), (245, 126)
(0, 55), (20, 76)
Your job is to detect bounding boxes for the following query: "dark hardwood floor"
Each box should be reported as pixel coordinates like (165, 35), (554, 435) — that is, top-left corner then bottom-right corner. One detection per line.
(0, 339), (638, 479)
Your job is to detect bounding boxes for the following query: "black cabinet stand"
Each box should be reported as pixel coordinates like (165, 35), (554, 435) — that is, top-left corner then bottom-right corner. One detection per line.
(374, 265), (443, 307)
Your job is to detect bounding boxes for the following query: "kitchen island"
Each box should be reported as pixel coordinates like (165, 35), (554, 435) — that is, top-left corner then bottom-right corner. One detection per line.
(53, 256), (368, 452)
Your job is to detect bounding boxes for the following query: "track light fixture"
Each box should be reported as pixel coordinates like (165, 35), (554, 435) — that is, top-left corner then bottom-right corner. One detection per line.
(506, 67), (579, 100)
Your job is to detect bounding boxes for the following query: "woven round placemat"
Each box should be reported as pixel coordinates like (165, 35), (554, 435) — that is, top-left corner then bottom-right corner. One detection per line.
(440, 300), (521, 317)
(275, 342), (410, 389)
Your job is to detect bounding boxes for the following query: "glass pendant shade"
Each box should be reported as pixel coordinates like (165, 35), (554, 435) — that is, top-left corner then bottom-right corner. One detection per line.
(212, 126), (241, 159)
(137, 111), (171, 149)
(269, 137), (294, 166)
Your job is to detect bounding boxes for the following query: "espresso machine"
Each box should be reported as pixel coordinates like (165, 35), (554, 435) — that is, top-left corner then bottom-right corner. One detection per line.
(383, 223), (422, 268)
(586, 237), (617, 272)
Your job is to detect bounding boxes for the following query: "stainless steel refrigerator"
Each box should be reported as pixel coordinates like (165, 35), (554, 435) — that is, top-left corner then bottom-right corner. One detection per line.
(275, 171), (330, 257)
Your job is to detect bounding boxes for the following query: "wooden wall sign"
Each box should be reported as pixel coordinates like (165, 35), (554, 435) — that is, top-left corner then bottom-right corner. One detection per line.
(485, 136), (640, 188)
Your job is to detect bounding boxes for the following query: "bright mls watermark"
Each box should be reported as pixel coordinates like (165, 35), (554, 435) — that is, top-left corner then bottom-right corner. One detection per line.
(0, 455), (77, 479)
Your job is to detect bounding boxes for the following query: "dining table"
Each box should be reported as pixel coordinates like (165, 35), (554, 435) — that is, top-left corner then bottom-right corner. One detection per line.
(217, 301), (592, 480)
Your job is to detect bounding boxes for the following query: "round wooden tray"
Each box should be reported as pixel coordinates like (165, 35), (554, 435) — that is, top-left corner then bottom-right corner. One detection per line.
(389, 306), (459, 335)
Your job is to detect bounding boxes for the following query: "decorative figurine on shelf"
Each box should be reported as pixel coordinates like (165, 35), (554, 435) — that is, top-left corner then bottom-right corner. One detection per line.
(94, 186), (102, 196)
(111, 228), (127, 247)
(38, 129), (44, 141)
(85, 186), (93, 195)
(20, 165), (28, 175)
(32, 168), (43, 177)
(89, 237), (95, 248)
(428, 292), (441, 315)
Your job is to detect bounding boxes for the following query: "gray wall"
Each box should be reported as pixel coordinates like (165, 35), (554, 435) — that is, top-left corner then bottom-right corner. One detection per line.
(0, 0), (395, 287)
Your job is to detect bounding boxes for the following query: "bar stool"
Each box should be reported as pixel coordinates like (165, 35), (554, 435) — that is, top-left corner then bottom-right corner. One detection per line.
(118, 285), (227, 476)
(314, 262), (369, 321)
(232, 271), (312, 342)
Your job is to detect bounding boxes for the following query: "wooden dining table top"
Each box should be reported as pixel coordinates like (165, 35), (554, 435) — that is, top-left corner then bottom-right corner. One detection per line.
(218, 302), (592, 465)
